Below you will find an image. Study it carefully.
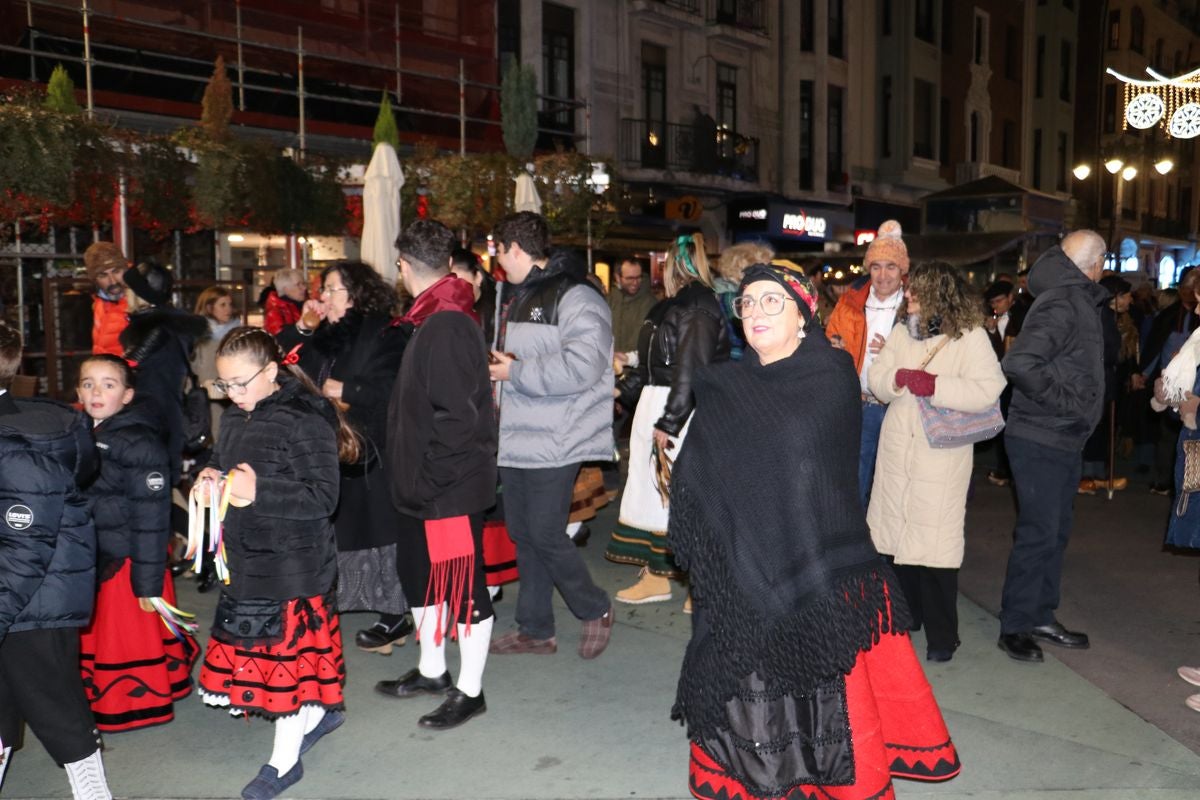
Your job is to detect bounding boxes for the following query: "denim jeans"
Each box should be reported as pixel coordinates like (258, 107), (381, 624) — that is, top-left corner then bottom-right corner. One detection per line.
(499, 464), (610, 640)
(999, 433), (1083, 634)
(859, 402), (887, 509)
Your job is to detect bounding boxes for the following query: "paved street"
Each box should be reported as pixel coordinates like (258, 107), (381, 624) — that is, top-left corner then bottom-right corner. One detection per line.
(6, 458), (1200, 799)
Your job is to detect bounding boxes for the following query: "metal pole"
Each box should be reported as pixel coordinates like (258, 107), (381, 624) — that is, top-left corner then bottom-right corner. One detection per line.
(459, 58), (466, 157)
(394, 2), (402, 103)
(81, 0), (94, 118)
(297, 27), (306, 159)
(26, 0), (36, 82)
(235, 0), (245, 111)
(15, 224), (25, 341)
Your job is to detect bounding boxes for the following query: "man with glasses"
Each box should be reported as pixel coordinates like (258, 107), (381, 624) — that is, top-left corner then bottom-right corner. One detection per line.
(826, 220), (911, 508)
(609, 258), (656, 366)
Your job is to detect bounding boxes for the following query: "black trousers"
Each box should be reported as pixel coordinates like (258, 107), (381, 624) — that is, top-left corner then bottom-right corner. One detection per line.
(890, 562), (959, 653)
(396, 512), (494, 623)
(500, 464), (610, 640)
(0, 627), (101, 764)
(1000, 433), (1082, 634)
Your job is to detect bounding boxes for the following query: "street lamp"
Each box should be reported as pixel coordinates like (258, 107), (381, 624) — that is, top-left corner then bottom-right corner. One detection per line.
(1073, 164), (1092, 180)
(1155, 158), (1175, 175)
(1122, 165), (1138, 181)
(1105, 158), (1125, 174)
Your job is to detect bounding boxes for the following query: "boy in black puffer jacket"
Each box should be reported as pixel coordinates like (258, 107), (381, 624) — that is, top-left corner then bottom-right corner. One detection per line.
(0, 323), (112, 800)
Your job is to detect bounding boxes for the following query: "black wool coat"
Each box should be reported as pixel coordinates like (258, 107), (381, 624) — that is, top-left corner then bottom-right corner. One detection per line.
(209, 375), (340, 602)
(86, 398), (172, 598)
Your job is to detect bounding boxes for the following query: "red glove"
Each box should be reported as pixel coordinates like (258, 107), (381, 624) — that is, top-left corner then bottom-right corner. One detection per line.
(895, 368), (937, 397)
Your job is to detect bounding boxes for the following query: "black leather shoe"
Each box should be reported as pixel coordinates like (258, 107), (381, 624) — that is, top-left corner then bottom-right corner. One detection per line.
(418, 687), (486, 730)
(571, 525), (592, 547)
(1031, 621), (1089, 649)
(997, 633), (1044, 662)
(375, 668), (451, 699)
(196, 568), (218, 594)
(355, 614), (415, 655)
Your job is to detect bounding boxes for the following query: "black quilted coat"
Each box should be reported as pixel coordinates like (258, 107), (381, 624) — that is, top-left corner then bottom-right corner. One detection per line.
(0, 394), (98, 641)
(208, 374), (340, 602)
(85, 398), (172, 598)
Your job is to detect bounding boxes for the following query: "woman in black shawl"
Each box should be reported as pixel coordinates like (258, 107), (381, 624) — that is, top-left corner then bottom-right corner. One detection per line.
(668, 263), (961, 800)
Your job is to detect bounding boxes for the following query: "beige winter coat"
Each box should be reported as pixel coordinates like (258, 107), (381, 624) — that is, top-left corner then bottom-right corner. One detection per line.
(866, 325), (1005, 568)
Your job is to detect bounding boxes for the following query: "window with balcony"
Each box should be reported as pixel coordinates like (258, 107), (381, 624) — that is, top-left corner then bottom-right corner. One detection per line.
(1103, 83), (1116, 132)
(973, 10), (988, 66)
(712, 0), (763, 30)
(717, 64), (737, 132)
(1059, 41), (1072, 102)
(1131, 6), (1144, 54)
(881, 75), (892, 158)
(940, 96), (950, 164)
(800, 0), (814, 52)
(828, 85), (845, 190)
(1033, 128), (1043, 190)
(1035, 36), (1045, 98)
(800, 80), (813, 190)
(916, 0), (936, 44)
(829, 0), (845, 59)
(641, 43), (667, 168)
(1108, 10), (1120, 50)
(1003, 119), (1017, 168)
(882, 0), (892, 35)
(913, 78), (935, 159)
(542, 3), (575, 131)
(969, 112), (979, 163)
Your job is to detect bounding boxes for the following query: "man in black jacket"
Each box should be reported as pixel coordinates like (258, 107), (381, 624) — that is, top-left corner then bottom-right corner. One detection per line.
(0, 323), (113, 799)
(377, 219), (498, 730)
(997, 231), (1109, 663)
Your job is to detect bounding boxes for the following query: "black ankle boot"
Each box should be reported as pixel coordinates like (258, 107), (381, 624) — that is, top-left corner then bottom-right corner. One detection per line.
(355, 613), (415, 655)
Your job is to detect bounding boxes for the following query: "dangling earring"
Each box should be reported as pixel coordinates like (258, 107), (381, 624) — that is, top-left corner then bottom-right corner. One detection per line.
(797, 326), (806, 341)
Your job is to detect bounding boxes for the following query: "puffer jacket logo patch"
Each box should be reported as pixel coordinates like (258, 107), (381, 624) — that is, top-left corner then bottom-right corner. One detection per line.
(146, 472), (166, 492)
(529, 306), (545, 322)
(5, 504), (33, 530)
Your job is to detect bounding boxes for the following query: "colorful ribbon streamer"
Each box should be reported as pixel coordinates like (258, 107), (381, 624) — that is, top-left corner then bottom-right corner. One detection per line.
(187, 475), (232, 586)
(149, 597), (199, 642)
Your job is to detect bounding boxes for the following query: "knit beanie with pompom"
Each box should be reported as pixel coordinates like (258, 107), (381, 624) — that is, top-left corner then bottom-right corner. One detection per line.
(864, 220), (909, 271)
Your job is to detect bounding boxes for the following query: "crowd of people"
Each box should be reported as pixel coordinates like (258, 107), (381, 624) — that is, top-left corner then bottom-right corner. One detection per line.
(7, 207), (1200, 800)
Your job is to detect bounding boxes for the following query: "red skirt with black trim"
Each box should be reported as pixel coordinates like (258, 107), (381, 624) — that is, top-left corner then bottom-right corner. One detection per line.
(688, 632), (960, 800)
(79, 563), (197, 732)
(198, 593), (345, 717)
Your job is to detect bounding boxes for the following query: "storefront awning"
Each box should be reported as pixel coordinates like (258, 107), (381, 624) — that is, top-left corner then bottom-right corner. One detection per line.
(841, 231), (1031, 267)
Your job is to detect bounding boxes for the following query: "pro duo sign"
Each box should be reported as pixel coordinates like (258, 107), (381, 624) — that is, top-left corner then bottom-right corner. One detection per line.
(780, 211), (828, 239)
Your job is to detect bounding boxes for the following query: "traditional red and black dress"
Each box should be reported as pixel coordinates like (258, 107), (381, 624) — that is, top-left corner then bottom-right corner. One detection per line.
(667, 291), (961, 800)
(196, 375), (346, 717)
(79, 399), (196, 732)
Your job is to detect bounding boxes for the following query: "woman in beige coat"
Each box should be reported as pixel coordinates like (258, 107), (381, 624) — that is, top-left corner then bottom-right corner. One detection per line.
(867, 261), (1005, 663)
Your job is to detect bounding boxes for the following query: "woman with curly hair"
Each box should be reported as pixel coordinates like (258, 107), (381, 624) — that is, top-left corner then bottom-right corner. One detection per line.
(866, 261), (1006, 662)
(276, 261), (414, 654)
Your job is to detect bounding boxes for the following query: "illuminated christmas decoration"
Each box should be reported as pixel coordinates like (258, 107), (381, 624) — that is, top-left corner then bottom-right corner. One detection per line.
(1108, 66), (1200, 138)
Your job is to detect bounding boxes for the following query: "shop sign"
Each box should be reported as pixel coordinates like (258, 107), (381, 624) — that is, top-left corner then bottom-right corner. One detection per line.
(666, 196), (704, 222)
(855, 229), (877, 246)
(780, 210), (827, 238)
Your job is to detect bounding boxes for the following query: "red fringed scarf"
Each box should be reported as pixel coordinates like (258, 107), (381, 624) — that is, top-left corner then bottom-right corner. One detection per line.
(399, 274), (479, 328)
(421, 516), (476, 643)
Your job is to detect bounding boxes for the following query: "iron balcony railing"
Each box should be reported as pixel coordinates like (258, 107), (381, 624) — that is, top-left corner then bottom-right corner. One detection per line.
(619, 118), (759, 182)
(643, 0), (765, 32)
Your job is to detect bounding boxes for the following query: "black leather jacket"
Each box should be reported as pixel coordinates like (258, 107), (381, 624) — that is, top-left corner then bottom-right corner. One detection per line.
(616, 282), (730, 436)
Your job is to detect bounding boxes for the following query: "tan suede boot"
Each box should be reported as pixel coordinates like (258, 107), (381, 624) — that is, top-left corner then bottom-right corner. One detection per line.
(615, 568), (672, 604)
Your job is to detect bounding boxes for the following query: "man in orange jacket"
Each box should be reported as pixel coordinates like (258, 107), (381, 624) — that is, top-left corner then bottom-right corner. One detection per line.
(825, 220), (910, 508)
(84, 242), (129, 356)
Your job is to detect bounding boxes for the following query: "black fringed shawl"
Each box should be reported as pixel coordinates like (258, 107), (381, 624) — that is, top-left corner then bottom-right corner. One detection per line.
(668, 330), (910, 759)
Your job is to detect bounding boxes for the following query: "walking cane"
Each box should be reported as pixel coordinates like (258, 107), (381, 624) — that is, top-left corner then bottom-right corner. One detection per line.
(1107, 398), (1117, 501)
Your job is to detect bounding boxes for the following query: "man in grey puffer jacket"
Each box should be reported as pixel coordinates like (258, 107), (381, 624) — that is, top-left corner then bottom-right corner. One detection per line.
(487, 212), (615, 659)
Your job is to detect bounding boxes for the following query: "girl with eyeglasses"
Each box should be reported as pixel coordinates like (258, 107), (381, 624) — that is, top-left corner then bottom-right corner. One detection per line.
(607, 233), (731, 611)
(194, 327), (358, 799)
(275, 261), (415, 656)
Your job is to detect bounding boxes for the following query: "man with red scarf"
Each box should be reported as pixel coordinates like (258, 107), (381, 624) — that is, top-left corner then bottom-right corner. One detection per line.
(378, 219), (498, 730)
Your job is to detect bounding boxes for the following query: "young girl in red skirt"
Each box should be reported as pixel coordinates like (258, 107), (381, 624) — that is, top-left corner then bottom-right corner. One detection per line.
(195, 327), (356, 800)
(77, 354), (196, 732)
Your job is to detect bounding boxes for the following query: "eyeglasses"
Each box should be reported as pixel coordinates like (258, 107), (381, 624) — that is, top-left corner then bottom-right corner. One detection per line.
(213, 364), (267, 396)
(732, 292), (795, 319)
(319, 286), (349, 298)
